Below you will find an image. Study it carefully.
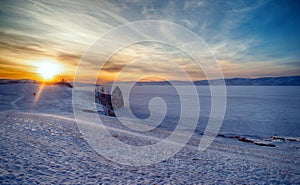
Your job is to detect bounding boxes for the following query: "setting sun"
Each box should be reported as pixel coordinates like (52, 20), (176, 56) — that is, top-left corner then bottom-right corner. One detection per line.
(37, 60), (62, 80)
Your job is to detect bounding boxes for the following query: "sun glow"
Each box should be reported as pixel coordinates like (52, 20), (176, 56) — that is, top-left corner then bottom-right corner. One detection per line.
(37, 60), (62, 80)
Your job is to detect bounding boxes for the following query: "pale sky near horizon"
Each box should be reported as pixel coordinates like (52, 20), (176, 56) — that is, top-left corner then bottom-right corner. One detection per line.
(0, 0), (299, 82)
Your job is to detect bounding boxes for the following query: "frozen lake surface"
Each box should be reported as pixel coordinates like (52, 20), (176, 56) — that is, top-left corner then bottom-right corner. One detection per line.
(116, 85), (300, 138)
(0, 83), (299, 143)
(0, 83), (299, 141)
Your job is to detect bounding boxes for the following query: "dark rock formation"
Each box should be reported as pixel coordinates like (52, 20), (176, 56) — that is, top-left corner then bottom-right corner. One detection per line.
(238, 137), (254, 143)
(95, 86), (124, 117)
(218, 134), (278, 147)
(253, 142), (276, 147)
(56, 78), (73, 88)
(111, 86), (124, 110)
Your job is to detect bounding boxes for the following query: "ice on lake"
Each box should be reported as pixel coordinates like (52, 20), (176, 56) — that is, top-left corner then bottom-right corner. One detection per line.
(1, 83), (299, 139)
(110, 85), (300, 139)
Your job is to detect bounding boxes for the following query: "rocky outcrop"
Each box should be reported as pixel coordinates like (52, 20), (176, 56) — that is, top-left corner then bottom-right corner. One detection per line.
(95, 86), (124, 117)
(218, 134), (278, 147)
(253, 142), (276, 147)
(111, 86), (124, 110)
(238, 137), (254, 143)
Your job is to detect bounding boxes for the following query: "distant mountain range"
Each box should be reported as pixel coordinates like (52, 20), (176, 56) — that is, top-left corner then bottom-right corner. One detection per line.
(0, 79), (37, 84)
(194, 76), (300, 86)
(134, 76), (300, 86)
(1, 76), (300, 86)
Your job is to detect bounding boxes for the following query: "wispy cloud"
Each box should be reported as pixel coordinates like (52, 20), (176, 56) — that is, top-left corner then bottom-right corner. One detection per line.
(0, 0), (299, 81)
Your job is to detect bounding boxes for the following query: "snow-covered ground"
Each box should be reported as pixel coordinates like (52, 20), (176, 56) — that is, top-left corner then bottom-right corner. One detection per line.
(0, 83), (299, 184)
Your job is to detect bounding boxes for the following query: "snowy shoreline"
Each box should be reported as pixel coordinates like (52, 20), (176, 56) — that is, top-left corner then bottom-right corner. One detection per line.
(1, 111), (299, 184)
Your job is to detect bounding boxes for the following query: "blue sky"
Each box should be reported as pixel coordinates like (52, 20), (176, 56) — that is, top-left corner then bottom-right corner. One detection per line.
(0, 0), (299, 81)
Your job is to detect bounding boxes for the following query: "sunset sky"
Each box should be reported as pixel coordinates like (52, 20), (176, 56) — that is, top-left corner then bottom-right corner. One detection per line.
(0, 0), (299, 82)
